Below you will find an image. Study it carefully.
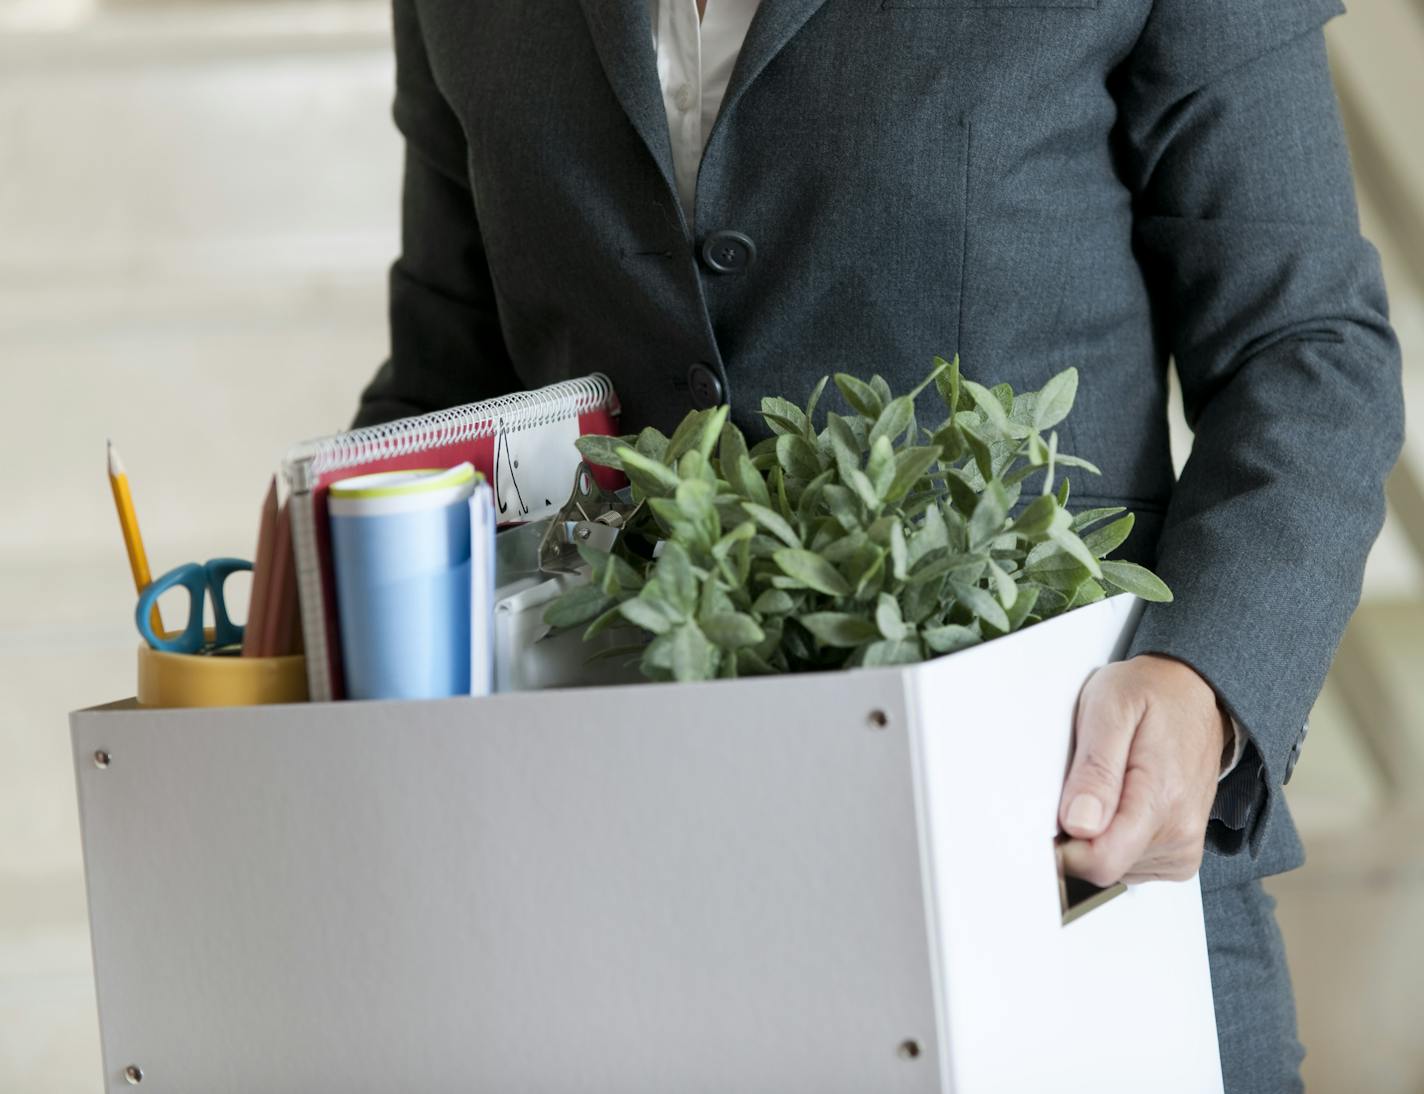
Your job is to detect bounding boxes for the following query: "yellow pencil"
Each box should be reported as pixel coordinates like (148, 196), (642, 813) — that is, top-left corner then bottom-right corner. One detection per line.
(107, 440), (164, 636)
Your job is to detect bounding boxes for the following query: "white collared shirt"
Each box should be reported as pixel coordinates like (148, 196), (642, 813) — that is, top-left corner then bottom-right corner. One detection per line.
(647, 0), (762, 228)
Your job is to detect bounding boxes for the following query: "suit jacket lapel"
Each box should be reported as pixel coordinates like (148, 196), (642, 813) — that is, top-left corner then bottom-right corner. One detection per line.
(705, 0), (831, 154)
(576, 0), (678, 198)
(576, 0), (832, 228)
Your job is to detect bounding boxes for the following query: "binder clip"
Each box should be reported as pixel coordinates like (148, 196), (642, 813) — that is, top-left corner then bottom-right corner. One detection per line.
(537, 463), (643, 575)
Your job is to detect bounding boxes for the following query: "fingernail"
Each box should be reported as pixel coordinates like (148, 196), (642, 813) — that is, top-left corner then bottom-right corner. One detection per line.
(1066, 794), (1103, 834)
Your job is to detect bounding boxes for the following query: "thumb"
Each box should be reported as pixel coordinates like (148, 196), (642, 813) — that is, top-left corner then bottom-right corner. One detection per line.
(1059, 667), (1139, 840)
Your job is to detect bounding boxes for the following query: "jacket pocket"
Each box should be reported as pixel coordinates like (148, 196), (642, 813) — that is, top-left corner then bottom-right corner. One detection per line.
(880, 0), (1097, 8)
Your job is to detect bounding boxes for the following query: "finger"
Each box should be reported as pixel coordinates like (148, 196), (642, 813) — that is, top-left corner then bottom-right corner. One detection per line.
(1059, 769), (1159, 888)
(1059, 667), (1140, 839)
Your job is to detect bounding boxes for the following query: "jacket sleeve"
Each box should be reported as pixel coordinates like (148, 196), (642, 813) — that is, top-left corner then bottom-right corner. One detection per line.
(352, 0), (520, 428)
(1113, 0), (1405, 856)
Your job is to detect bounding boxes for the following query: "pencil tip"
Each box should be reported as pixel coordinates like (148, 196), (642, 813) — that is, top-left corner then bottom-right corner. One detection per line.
(107, 440), (124, 476)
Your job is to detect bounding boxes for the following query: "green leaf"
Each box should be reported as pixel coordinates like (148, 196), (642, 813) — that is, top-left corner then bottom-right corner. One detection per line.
(618, 446), (681, 496)
(543, 584), (615, 629)
(1025, 549), (1093, 593)
(663, 408), (713, 465)
(907, 357), (952, 402)
(889, 519), (909, 581)
(1049, 524), (1103, 578)
(968, 481), (1009, 551)
(1083, 513), (1135, 559)
(727, 454), (771, 508)
(762, 396), (809, 438)
(1040, 430), (1058, 496)
(582, 545), (644, 594)
(583, 601), (629, 640)
(1004, 583), (1041, 631)
(834, 373), (884, 419)
(804, 375), (830, 423)
(776, 432), (823, 480)
(949, 580), (1011, 633)
(826, 413), (863, 481)
(753, 589), (796, 615)
(923, 623), (980, 654)
(988, 560), (1019, 611)
(866, 435), (896, 497)
(933, 354), (962, 415)
(799, 612), (880, 647)
(885, 445), (943, 504)
(701, 612), (766, 650)
(657, 540), (699, 615)
(847, 468), (881, 510)
(961, 422), (994, 482)
(574, 434), (627, 470)
(869, 396), (915, 449)
(634, 427), (669, 463)
(1071, 506), (1127, 533)
(1011, 494), (1059, 537)
(1034, 368), (1079, 431)
(931, 422), (966, 463)
(1055, 453), (1102, 476)
(619, 596), (675, 635)
(667, 622), (717, 681)
(697, 405), (730, 462)
(908, 502), (949, 566)
(1066, 578), (1106, 610)
(774, 549), (852, 596)
(875, 593), (908, 640)
(862, 638), (923, 667)
(962, 379), (1026, 439)
(820, 530), (870, 565)
(821, 484), (861, 529)
(674, 477), (716, 520)
(718, 419), (748, 472)
(743, 501), (802, 549)
(853, 549), (887, 599)
(1100, 561), (1174, 602)
(797, 468), (835, 525)
(711, 521), (757, 561)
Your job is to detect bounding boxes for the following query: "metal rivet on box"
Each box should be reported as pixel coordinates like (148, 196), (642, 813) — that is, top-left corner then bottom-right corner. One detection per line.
(93, 751), (111, 769)
(897, 1040), (921, 1060)
(124, 1064), (143, 1084)
(866, 710), (889, 730)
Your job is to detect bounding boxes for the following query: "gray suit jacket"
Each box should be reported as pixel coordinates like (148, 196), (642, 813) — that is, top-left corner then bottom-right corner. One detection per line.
(355, 0), (1405, 890)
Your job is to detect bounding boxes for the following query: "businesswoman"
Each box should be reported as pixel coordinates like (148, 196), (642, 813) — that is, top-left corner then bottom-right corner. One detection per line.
(353, 1), (1405, 1088)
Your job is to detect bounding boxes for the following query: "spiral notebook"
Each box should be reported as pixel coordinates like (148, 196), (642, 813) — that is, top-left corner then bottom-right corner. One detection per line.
(283, 375), (622, 701)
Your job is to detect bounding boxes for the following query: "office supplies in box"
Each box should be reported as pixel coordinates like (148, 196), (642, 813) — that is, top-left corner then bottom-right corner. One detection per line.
(282, 374), (621, 700)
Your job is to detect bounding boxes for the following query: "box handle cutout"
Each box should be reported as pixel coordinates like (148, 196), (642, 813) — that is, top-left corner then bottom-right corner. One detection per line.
(1056, 836), (1126, 926)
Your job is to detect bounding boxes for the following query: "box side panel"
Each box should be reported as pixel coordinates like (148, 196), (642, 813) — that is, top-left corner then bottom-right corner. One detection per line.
(908, 595), (1223, 1094)
(71, 671), (946, 1094)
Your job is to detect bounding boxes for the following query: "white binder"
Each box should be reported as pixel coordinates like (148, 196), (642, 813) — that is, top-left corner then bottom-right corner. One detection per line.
(70, 594), (1223, 1093)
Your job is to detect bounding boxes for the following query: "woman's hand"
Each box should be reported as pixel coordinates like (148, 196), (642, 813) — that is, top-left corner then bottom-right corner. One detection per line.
(1058, 654), (1230, 886)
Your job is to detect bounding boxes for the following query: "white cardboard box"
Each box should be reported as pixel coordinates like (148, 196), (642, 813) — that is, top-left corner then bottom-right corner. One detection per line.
(70, 593), (1222, 1093)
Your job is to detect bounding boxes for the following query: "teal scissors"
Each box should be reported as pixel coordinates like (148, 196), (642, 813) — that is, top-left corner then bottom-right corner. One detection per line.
(136, 558), (252, 654)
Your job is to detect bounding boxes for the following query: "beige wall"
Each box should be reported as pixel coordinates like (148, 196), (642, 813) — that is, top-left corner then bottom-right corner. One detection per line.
(0, 2), (1420, 1090)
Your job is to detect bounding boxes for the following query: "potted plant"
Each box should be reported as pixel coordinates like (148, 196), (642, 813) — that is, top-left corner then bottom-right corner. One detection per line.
(546, 356), (1169, 681)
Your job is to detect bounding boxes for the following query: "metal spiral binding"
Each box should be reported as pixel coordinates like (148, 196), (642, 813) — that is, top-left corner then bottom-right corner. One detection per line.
(296, 374), (616, 478)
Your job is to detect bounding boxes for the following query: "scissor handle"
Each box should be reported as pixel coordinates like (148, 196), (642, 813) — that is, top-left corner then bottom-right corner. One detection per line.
(204, 557), (252, 649)
(136, 558), (253, 653)
(136, 563), (209, 653)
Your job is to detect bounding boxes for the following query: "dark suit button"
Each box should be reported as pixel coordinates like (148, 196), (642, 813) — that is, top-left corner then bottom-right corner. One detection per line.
(700, 230), (756, 274)
(688, 362), (724, 408)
